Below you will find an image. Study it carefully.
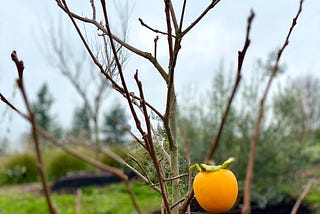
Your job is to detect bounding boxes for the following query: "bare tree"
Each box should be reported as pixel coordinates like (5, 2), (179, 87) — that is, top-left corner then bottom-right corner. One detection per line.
(39, 4), (130, 146)
(52, 1), (254, 213)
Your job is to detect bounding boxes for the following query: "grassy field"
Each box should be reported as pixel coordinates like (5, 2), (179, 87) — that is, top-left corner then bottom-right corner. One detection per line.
(0, 180), (319, 214)
(0, 182), (162, 214)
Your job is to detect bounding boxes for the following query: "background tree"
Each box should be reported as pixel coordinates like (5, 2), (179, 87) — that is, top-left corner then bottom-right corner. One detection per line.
(70, 105), (91, 140)
(102, 103), (130, 145)
(32, 83), (54, 132)
(31, 83), (61, 142)
(39, 4), (130, 146)
(178, 57), (311, 208)
(273, 74), (320, 141)
(0, 137), (8, 155)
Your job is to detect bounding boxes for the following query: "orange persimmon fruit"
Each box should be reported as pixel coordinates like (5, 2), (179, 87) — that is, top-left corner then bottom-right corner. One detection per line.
(193, 168), (238, 213)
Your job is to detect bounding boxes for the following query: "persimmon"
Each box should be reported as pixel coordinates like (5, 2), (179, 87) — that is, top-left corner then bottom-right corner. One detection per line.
(190, 157), (238, 213)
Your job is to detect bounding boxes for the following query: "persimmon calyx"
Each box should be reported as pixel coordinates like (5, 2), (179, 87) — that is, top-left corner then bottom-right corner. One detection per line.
(189, 157), (235, 172)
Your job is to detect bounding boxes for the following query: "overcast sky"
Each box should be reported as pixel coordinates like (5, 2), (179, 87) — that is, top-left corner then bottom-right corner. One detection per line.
(1, 0), (320, 150)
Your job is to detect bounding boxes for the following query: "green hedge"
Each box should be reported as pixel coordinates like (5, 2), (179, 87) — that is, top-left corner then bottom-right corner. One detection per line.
(0, 152), (38, 185)
(45, 150), (92, 181)
(0, 146), (132, 185)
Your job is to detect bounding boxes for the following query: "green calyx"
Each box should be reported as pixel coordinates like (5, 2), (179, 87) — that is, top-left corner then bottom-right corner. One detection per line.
(189, 157), (235, 173)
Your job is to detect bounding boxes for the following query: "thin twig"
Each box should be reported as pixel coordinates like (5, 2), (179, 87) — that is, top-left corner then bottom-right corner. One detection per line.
(181, 0), (221, 37)
(167, 0), (179, 32)
(130, 130), (148, 149)
(0, 93), (19, 113)
(126, 154), (161, 192)
(291, 179), (316, 214)
(134, 70), (171, 213)
(178, 0), (187, 32)
(55, 0), (168, 82)
(11, 51), (57, 214)
(67, 134), (161, 193)
(164, 173), (188, 182)
(90, 0), (96, 19)
(57, 0), (165, 131)
(178, 189), (194, 214)
(171, 197), (186, 210)
(114, 88), (164, 121)
(99, 1), (144, 212)
(154, 35), (159, 61)
(206, 10), (255, 162)
(164, 0), (174, 61)
(138, 18), (170, 36)
(242, 1), (305, 213)
(99, 0), (148, 149)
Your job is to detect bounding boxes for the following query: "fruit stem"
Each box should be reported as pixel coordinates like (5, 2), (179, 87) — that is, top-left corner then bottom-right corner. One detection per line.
(221, 157), (235, 169)
(189, 157), (235, 173)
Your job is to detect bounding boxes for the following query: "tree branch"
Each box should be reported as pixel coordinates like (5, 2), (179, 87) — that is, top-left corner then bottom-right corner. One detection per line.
(167, 0), (179, 32)
(206, 10), (255, 162)
(290, 179), (316, 214)
(55, 0), (168, 82)
(134, 71), (171, 213)
(181, 0), (221, 37)
(242, 1), (304, 213)
(179, 189), (194, 214)
(138, 18), (171, 37)
(164, 0), (174, 62)
(11, 51), (57, 214)
(67, 134), (161, 192)
(90, 0), (96, 19)
(178, 0), (187, 32)
(154, 35), (159, 61)
(99, 0), (148, 153)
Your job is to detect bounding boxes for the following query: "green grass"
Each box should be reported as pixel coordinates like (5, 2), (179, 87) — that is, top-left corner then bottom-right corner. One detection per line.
(0, 182), (162, 214)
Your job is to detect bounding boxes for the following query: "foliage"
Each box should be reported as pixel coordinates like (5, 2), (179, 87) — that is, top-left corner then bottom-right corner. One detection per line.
(70, 105), (91, 140)
(273, 75), (320, 141)
(98, 145), (128, 169)
(32, 83), (54, 130)
(0, 138), (8, 155)
(0, 182), (161, 214)
(301, 143), (320, 164)
(31, 83), (62, 147)
(102, 103), (130, 145)
(0, 152), (38, 185)
(32, 83), (61, 135)
(45, 150), (92, 181)
(304, 183), (320, 212)
(178, 62), (316, 207)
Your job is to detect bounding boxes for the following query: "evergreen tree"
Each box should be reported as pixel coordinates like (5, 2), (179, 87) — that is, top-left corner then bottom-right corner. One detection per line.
(33, 83), (54, 131)
(71, 105), (91, 139)
(102, 103), (129, 145)
(31, 83), (61, 144)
